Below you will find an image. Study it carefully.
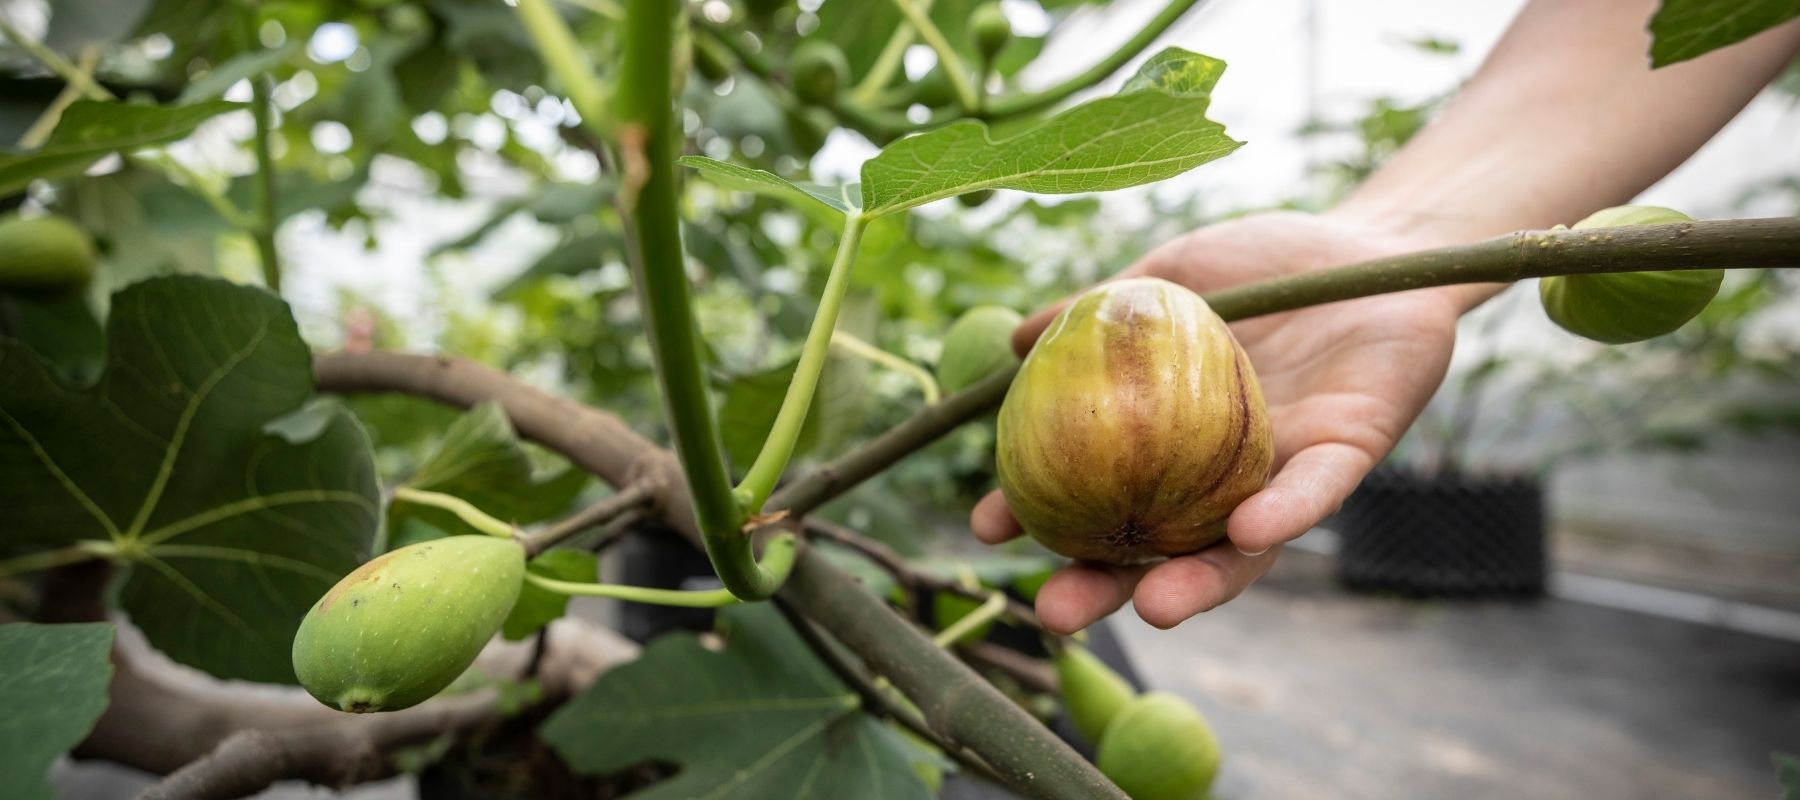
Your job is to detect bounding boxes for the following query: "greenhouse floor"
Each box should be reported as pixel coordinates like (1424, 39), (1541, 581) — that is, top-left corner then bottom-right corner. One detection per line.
(1119, 546), (1800, 800)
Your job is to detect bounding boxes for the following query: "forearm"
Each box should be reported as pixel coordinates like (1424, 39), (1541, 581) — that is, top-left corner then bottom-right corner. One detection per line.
(1328, 0), (1800, 310)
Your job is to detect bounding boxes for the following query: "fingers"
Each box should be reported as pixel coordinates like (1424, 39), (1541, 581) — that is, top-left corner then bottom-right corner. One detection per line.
(1131, 545), (1281, 629)
(1228, 442), (1375, 555)
(1035, 562), (1145, 635)
(969, 489), (1023, 545)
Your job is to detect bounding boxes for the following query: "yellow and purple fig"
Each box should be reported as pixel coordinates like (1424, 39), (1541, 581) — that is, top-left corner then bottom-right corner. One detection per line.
(996, 277), (1271, 565)
(293, 535), (526, 713)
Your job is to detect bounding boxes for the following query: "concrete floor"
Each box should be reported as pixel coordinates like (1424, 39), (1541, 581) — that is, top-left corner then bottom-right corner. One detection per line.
(1118, 549), (1800, 800)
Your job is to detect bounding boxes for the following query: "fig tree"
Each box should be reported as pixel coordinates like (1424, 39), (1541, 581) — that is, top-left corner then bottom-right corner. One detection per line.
(996, 278), (1272, 564)
(0, 214), (97, 291)
(1054, 645), (1136, 744)
(293, 535), (526, 713)
(1539, 205), (1722, 344)
(788, 40), (847, 106)
(936, 304), (1023, 394)
(1096, 692), (1221, 800)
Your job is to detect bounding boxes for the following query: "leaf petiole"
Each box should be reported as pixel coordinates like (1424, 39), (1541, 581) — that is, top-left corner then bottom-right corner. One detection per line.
(931, 590), (1008, 648)
(830, 331), (942, 405)
(523, 533), (799, 607)
(390, 487), (515, 538)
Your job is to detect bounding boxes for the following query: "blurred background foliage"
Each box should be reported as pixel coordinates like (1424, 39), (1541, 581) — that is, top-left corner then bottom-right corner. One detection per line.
(2, 0), (1796, 560)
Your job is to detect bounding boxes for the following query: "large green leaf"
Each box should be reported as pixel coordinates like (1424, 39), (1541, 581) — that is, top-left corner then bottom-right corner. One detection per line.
(859, 48), (1240, 215)
(0, 276), (380, 683)
(389, 401), (589, 542)
(0, 100), (244, 196)
(540, 604), (933, 800)
(1649, 0), (1800, 67)
(1775, 752), (1800, 799)
(0, 623), (114, 800)
(678, 157), (860, 216)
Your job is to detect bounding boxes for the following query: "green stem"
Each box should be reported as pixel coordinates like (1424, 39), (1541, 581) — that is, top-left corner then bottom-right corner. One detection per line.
(0, 19), (113, 101)
(932, 590), (1007, 648)
(390, 487), (514, 538)
(830, 330), (941, 404)
(525, 533), (797, 607)
(140, 153), (255, 228)
(736, 213), (868, 512)
(18, 46), (100, 148)
(235, 6), (282, 293)
(515, 0), (610, 124)
(985, 0), (1203, 119)
(849, 0), (935, 105)
(0, 540), (117, 578)
(889, 0), (979, 112)
(617, 0), (782, 600)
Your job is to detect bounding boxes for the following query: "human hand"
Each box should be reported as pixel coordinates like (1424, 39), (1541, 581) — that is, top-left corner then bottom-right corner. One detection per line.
(972, 211), (1473, 633)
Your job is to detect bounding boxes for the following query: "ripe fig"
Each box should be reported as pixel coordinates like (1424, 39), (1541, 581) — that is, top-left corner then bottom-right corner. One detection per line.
(1096, 692), (1221, 800)
(0, 214), (97, 292)
(1054, 645), (1136, 744)
(937, 304), (1023, 394)
(996, 277), (1272, 564)
(1539, 206), (1722, 344)
(293, 535), (526, 713)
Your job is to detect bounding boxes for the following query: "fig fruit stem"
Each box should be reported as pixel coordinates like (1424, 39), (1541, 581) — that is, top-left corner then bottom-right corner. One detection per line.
(830, 330), (942, 405)
(526, 532), (798, 608)
(736, 212), (869, 513)
(390, 487), (515, 538)
(888, 0), (980, 113)
(850, 0), (935, 106)
(932, 591), (1008, 648)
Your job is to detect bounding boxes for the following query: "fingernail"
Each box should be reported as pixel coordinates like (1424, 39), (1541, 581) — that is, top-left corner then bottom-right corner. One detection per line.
(1236, 546), (1268, 557)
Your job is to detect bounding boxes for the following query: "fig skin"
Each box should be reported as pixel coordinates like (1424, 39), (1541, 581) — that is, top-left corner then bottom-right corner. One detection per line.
(1539, 206), (1722, 344)
(937, 304), (1024, 394)
(0, 214), (97, 291)
(996, 277), (1272, 565)
(292, 535), (526, 713)
(1095, 692), (1221, 800)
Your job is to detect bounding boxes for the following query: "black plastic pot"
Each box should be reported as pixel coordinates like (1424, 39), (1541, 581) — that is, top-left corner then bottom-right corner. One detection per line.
(1333, 467), (1546, 599)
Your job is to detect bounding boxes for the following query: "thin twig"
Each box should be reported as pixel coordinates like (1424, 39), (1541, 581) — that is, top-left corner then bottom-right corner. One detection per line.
(957, 640), (1058, 695)
(518, 481), (656, 555)
(804, 518), (1045, 633)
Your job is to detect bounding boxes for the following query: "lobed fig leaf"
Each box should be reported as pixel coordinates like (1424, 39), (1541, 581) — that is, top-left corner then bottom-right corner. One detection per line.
(997, 278), (1272, 564)
(1054, 645), (1136, 745)
(0, 215), (96, 291)
(1095, 692), (1221, 800)
(293, 535), (526, 713)
(1539, 205), (1723, 344)
(936, 304), (1023, 394)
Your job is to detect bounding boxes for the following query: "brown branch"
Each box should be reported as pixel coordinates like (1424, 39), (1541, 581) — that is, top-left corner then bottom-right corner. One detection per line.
(804, 518), (1045, 633)
(519, 482), (657, 555)
(958, 641), (1059, 695)
(88, 618), (637, 798)
(314, 351), (1127, 800)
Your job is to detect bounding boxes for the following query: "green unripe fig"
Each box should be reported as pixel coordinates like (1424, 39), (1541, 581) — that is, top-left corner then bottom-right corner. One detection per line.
(907, 69), (958, 108)
(788, 40), (848, 106)
(0, 214), (97, 291)
(1055, 645), (1137, 745)
(1538, 206), (1722, 344)
(783, 105), (836, 156)
(293, 536), (526, 713)
(997, 278), (1273, 565)
(1096, 692), (1221, 800)
(937, 305), (1023, 394)
(970, 3), (1012, 61)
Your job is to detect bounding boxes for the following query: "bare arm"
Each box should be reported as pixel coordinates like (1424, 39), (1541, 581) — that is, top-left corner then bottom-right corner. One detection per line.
(1334, 0), (1800, 308)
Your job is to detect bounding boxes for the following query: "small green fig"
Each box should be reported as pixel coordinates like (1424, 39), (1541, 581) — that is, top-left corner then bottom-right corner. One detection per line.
(937, 305), (1023, 394)
(1539, 206), (1722, 344)
(970, 3), (1013, 60)
(0, 214), (97, 291)
(788, 40), (848, 106)
(293, 536), (526, 713)
(997, 278), (1272, 564)
(1096, 692), (1221, 800)
(1054, 645), (1136, 744)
